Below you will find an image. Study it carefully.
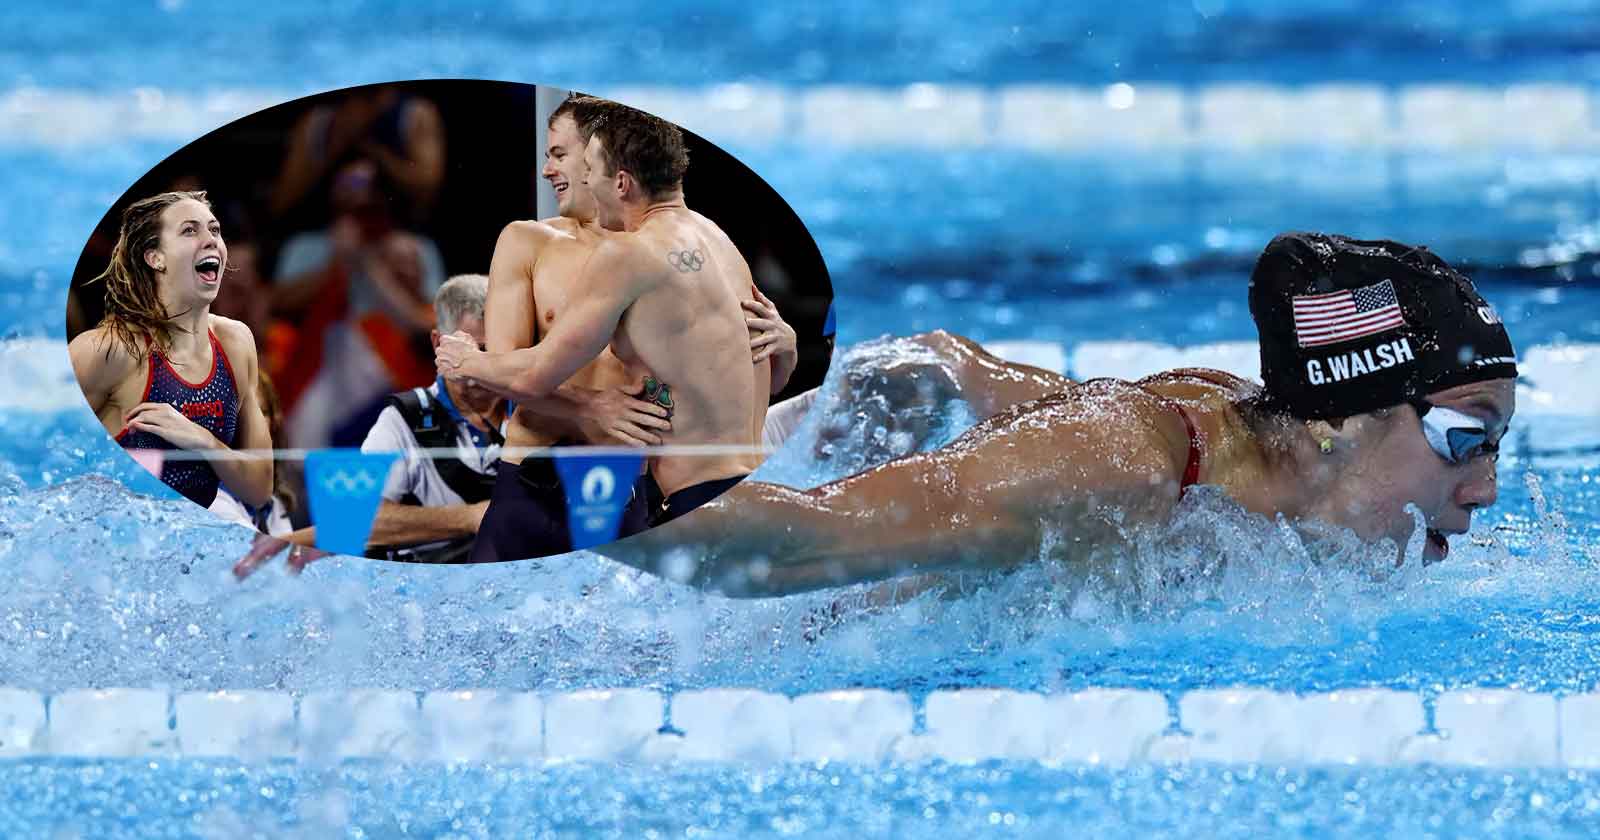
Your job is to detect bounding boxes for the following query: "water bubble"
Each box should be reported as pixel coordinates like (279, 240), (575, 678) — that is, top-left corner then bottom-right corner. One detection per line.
(1104, 83), (1137, 110)
(660, 549), (699, 584)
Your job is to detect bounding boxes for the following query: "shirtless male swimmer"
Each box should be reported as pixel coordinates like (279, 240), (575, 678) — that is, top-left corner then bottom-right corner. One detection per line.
(438, 98), (780, 544)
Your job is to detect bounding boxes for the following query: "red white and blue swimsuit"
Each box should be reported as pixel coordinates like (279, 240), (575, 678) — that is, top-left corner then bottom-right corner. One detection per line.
(115, 330), (241, 507)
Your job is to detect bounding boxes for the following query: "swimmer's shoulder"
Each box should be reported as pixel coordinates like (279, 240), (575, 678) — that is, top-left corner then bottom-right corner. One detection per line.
(208, 312), (257, 380)
(1136, 367), (1257, 401)
(67, 324), (142, 394)
(207, 314), (257, 366)
(523, 216), (598, 242)
(590, 230), (667, 279)
(497, 218), (563, 250)
(538, 215), (587, 236)
(497, 217), (595, 261)
(977, 381), (1191, 488)
(682, 207), (737, 246)
(998, 378), (1186, 436)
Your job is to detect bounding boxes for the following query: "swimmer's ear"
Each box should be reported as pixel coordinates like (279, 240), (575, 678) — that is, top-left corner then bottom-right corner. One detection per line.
(1305, 419), (1341, 450)
(144, 249), (164, 272)
(1306, 414), (1379, 453)
(614, 168), (638, 198)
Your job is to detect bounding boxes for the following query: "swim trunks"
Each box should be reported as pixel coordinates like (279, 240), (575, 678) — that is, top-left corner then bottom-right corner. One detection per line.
(650, 474), (748, 527)
(469, 457), (655, 562)
(115, 329), (240, 507)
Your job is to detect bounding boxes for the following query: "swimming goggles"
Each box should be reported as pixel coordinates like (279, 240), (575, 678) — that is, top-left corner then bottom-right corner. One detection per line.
(1410, 400), (1502, 465)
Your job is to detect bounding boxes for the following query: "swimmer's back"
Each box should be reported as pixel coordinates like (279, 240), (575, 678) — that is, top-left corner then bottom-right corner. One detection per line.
(1001, 368), (1255, 494)
(610, 208), (767, 495)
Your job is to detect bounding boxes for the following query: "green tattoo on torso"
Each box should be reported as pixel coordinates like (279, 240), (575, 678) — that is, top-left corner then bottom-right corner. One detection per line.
(639, 376), (674, 419)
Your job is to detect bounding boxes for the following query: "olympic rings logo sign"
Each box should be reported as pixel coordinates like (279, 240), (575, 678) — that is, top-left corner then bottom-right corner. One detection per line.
(667, 249), (705, 273)
(320, 467), (380, 498)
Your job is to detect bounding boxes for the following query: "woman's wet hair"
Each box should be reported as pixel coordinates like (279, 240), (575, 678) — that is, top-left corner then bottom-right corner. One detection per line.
(90, 190), (210, 358)
(255, 368), (299, 517)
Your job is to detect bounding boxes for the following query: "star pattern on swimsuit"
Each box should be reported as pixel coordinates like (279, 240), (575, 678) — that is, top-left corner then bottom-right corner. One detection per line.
(118, 331), (240, 505)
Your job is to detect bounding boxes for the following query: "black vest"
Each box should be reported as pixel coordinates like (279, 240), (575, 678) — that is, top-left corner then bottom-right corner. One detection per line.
(383, 387), (500, 504)
(364, 387), (501, 564)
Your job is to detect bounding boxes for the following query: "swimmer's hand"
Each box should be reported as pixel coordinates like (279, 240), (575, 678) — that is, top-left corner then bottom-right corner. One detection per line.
(123, 402), (222, 451)
(233, 532), (331, 580)
(434, 330), (480, 380)
(575, 381), (673, 446)
(748, 288), (800, 366)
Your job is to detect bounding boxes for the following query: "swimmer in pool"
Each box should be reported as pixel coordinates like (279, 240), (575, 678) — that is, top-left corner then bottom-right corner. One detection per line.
(69, 191), (274, 511)
(603, 232), (1517, 597)
(438, 99), (776, 533)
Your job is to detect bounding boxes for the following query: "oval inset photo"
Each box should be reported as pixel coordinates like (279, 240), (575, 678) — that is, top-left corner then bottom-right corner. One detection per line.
(66, 80), (834, 566)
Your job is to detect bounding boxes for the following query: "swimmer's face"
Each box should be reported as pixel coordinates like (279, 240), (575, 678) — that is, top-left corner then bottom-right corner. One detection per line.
(583, 134), (625, 231)
(1342, 378), (1514, 562)
(543, 115), (596, 221)
(147, 198), (226, 306)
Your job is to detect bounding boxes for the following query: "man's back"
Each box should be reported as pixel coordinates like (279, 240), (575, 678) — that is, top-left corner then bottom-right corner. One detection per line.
(611, 208), (768, 495)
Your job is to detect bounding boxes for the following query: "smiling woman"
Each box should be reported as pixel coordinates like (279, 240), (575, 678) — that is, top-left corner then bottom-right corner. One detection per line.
(66, 191), (274, 509)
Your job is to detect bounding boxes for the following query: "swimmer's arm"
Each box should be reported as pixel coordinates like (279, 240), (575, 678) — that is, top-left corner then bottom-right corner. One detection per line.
(923, 331), (1072, 420)
(605, 401), (1182, 597)
(67, 328), (134, 419)
(208, 320), (274, 507)
(485, 222), (539, 355)
(457, 242), (649, 401)
(507, 381), (674, 447)
(745, 286), (797, 394)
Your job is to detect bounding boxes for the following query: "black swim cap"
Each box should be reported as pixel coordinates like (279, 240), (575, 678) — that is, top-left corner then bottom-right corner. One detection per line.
(1249, 232), (1517, 420)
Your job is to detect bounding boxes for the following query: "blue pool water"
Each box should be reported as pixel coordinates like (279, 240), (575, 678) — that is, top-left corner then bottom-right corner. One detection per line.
(4, 2), (1600, 837)
(6, 761), (1600, 838)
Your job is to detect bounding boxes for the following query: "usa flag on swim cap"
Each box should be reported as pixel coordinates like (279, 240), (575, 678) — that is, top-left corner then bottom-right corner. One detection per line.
(1292, 279), (1406, 348)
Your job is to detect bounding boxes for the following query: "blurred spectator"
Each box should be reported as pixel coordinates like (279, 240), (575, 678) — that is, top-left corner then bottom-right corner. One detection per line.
(270, 157), (446, 448)
(210, 241), (278, 354)
(269, 84), (445, 226)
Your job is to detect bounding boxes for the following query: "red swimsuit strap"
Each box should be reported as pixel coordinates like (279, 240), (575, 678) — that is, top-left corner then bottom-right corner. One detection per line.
(1172, 403), (1203, 490)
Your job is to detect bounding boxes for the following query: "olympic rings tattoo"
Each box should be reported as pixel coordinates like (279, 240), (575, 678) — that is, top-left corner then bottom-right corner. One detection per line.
(667, 249), (705, 272)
